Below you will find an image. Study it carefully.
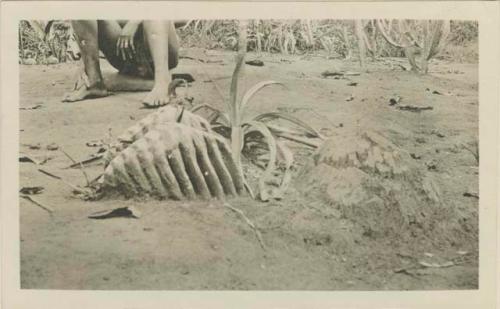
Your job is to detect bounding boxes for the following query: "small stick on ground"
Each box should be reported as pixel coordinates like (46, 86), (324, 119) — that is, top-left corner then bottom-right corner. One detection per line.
(38, 168), (86, 194)
(243, 180), (255, 199)
(20, 194), (54, 214)
(64, 154), (103, 169)
(59, 148), (90, 186)
(272, 131), (321, 148)
(203, 76), (232, 83)
(224, 203), (266, 251)
(180, 55), (223, 64)
(309, 109), (342, 129)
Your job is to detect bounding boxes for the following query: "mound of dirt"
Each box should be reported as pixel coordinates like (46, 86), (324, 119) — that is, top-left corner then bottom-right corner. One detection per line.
(296, 130), (466, 245)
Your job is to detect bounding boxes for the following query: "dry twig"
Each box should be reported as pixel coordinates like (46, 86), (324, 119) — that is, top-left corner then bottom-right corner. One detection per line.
(59, 148), (90, 187)
(20, 194), (54, 213)
(37, 168), (86, 194)
(224, 202), (266, 250)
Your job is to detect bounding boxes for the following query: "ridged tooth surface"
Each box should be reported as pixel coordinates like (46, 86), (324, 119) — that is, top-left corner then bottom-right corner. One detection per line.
(216, 138), (245, 194)
(178, 137), (211, 199)
(138, 134), (169, 198)
(152, 146), (185, 200)
(159, 127), (197, 199)
(123, 144), (153, 193)
(192, 134), (225, 199)
(104, 121), (245, 200)
(167, 148), (197, 199)
(106, 155), (138, 195)
(204, 135), (237, 196)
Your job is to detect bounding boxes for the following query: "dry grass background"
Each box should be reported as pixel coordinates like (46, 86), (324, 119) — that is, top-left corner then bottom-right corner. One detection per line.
(18, 19), (478, 65)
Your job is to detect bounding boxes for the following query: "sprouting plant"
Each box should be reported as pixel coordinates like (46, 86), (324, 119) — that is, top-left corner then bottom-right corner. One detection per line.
(191, 20), (324, 201)
(354, 20), (381, 69)
(376, 19), (451, 73)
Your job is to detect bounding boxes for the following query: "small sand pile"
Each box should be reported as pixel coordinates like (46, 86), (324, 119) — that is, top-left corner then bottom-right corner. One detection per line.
(296, 130), (464, 244)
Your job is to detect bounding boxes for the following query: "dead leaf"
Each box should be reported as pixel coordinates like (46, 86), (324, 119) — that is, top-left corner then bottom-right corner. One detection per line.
(410, 153), (422, 160)
(397, 105), (433, 112)
(86, 140), (104, 147)
(463, 192), (479, 199)
(22, 143), (41, 150)
(19, 154), (51, 165)
(46, 143), (59, 151)
(19, 186), (45, 195)
(245, 59), (264, 67)
(20, 104), (42, 110)
(389, 96), (402, 106)
(88, 206), (141, 219)
(431, 130), (445, 138)
(321, 70), (344, 78)
(19, 156), (35, 164)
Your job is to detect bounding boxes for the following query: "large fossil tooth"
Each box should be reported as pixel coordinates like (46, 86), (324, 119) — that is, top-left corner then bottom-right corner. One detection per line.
(118, 105), (211, 144)
(101, 123), (244, 200)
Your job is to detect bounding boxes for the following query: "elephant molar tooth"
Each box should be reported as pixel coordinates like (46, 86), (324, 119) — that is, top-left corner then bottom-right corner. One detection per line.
(102, 122), (244, 200)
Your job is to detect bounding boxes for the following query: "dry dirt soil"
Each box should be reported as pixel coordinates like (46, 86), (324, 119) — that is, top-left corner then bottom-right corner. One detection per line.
(19, 49), (479, 290)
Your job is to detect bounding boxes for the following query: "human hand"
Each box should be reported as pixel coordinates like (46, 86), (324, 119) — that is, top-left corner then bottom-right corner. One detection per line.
(116, 21), (141, 61)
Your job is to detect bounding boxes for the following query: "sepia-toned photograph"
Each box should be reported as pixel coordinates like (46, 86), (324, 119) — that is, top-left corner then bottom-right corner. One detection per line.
(16, 17), (481, 291)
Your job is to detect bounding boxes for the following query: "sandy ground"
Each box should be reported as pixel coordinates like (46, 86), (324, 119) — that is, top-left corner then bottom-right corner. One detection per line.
(19, 49), (478, 290)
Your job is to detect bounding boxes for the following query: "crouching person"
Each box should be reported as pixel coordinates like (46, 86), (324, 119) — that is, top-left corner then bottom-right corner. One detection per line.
(63, 20), (185, 107)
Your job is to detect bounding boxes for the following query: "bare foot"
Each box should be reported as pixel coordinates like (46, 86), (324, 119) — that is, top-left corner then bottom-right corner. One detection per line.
(62, 71), (109, 103)
(62, 83), (109, 103)
(142, 83), (171, 108)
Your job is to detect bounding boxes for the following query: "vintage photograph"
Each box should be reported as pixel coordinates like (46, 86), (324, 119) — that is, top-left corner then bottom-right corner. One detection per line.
(18, 18), (479, 290)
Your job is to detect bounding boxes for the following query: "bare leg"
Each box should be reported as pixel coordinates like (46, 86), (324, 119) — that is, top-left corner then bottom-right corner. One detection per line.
(62, 20), (108, 102)
(63, 20), (180, 103)
(142, 21), (179, 107)
(96, 20), (127, 71)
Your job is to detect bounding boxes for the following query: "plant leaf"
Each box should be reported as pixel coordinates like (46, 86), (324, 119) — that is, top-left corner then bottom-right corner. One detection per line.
(243, 121), (277, 202)
(253, 112), (324, 139)
(274, 141), (294, 200)
(240, 81), (286, 113)
(229, 20), (248, 167)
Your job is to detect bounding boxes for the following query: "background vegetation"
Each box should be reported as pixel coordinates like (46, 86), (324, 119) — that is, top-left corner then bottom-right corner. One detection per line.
(19, 19), (478, 65)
